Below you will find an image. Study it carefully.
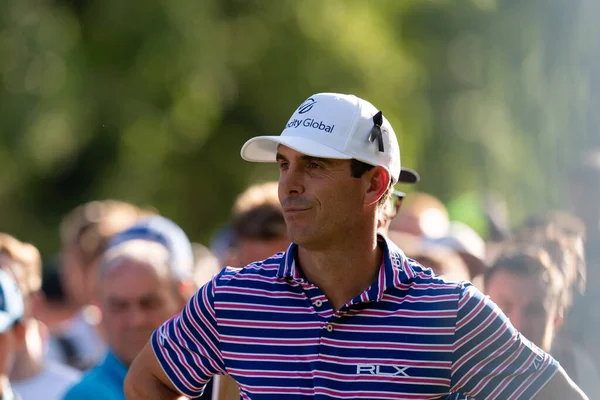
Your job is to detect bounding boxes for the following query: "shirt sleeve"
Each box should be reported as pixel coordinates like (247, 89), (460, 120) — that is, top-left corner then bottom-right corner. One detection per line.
(451, 283), (559, 399)
(151, 272), (226, 398)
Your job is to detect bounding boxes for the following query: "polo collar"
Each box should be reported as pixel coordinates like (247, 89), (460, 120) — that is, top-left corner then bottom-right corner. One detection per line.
(276, 235), (413, 302)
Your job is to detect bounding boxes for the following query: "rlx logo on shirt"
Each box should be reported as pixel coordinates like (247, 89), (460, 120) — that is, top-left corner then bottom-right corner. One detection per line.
(356, 364), (410, 377)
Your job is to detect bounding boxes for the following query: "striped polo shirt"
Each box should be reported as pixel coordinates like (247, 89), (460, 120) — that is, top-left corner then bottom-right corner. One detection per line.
(152, 236), (558, 399)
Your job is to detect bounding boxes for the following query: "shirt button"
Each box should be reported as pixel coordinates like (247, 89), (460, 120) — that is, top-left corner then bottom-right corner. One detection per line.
(325, 324), (334, 332)
(315, 300), (323, 307)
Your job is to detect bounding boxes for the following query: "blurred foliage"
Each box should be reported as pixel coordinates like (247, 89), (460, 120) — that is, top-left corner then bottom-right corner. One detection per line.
(0, 0), (599, 255)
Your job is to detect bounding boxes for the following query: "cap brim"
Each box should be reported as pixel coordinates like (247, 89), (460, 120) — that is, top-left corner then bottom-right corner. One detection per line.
(241, 136), (352, 162)
(399, 168), (419, 184)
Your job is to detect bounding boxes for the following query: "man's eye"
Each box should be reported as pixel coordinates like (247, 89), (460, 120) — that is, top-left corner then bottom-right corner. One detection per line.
(278, 162), (289, 169)
(307, 162), (321, 169)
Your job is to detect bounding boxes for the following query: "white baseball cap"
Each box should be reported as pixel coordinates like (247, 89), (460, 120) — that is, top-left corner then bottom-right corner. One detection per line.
(240, 93), (418, 184)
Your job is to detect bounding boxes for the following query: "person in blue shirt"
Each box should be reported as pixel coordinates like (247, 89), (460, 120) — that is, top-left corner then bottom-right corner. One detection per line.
(63, 215), (211, 400)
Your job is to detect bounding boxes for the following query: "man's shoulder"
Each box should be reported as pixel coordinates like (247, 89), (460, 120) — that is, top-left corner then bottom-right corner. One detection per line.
(400, 258), (470, 293)
(216, 252), (286, 287)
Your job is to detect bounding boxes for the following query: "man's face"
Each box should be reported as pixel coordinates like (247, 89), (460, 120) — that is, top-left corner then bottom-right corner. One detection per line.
(276, 146), (367, 248)
(236, 237), (291, 266)
(100, 259), (183, 366)
(61, 245), (99, 306)
(486, 269), (560, 352)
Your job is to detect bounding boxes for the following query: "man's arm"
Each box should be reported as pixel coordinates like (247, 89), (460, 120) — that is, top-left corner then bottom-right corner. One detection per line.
(124, 342), (185, 400)
(533, 366), (588, 400)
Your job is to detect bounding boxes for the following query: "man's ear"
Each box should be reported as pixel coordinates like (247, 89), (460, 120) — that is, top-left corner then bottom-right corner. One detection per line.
(364, 166), (390, 207)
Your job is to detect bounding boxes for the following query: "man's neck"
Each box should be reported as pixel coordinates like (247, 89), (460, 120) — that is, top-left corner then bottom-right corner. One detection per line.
(297, 230), (383, 311)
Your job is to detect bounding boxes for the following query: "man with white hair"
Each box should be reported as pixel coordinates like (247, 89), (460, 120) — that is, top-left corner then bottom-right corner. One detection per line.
(63, 215), (210, 400)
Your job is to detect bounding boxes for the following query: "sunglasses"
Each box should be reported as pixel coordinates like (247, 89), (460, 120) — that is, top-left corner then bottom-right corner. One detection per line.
(386, 190), (405, 219)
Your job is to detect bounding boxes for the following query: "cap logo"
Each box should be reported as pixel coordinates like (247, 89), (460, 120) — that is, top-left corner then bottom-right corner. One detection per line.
(297, 98), (316, 114)
(369, 111), (385, 152)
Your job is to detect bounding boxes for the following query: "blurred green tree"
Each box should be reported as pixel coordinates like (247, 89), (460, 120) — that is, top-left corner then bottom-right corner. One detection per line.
(0, 0), (598, 255)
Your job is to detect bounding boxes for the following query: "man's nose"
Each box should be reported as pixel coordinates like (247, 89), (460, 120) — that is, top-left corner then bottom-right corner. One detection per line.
(280, 165), (305, 195)
(127, 306), (149, 328)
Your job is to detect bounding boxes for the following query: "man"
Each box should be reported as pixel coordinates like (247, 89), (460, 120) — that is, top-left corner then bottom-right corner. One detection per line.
(230, 181), (291, 266)
(50, 200), (151, 370)
(0, 268), (27, 399)
(64, 215), (209, 399)
(0, 234), (81, 400)
(484, 246), (565, 353)
(125, 93), (587, 399)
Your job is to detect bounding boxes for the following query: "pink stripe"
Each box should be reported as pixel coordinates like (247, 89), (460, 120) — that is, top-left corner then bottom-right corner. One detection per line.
(458, 286), (475, 309)
(171, 319), (214, 382)
(397, 282), (461, 290)
(377, 262), (386, 299)
(316, 386), (443, 399)
(217, 286), (306, 299)
(228, 368), (314, 378)
(222, 351), (319, 362)
(403, 259), (414, 279)
(352, 308), (457, 318)
(243, 386), (315, 395)
(183, 289), (221, 360)
(453, 317), (510, 373)
(219, 319), (322, 329)
(455, 295), (488, 332)
(360, 292), (369, 302)
(454, 305), (502, 351)
(333, 324), (455, 334)
(228, 273), (287, 285)
(218, 302), (314, 314)
(221, 335), (319, 346)
(453, 329), (519, 390)
(505, 353), (552, 400)
(388, 294), (460, 304)
(157, 326), (205, 393)
(179, 307), (223, 372)
(477, 347), (528, 398)
(318, 353), (451, 368)
(321, 337), (453, 351)
(315, 370), (449, 385)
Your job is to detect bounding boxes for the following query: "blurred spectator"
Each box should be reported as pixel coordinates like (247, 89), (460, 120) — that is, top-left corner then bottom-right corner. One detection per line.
(208, 225), (236, 268)
(389, 191), (450, 239)
(377, 189), (405, 237)
(191, 243), (222, 289)
(567, 152), (600, 379)
(0, 234), (81, 400)
(427, 221), (487, 287)
(35, 267), (73, 343)
(230, 182), (290, 266)
(410, 245), (471, 282)
(515, 212), (600, 396)
(377, 168), (420, 236)
(0, 269), (27, 399)
(484, 246), (564, 353)
(63, 215), (207, 400)
(50, 200), (152, 369)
